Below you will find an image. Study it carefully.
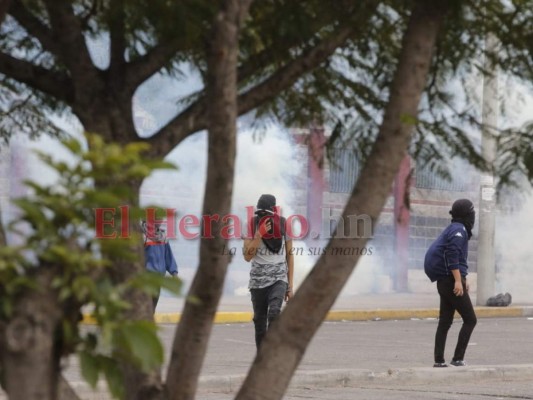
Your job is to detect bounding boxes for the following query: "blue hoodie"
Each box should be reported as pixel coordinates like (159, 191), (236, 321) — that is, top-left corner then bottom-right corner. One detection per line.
(144, 241), (178, 276)
(424, 222), (469, 282)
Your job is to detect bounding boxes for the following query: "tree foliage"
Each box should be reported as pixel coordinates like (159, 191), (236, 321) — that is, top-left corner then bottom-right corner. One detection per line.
(1, 1), (532, 399)
(0, 134), (181, 398)
(2, 0), (531, 181)
(1, 1), (532, 176)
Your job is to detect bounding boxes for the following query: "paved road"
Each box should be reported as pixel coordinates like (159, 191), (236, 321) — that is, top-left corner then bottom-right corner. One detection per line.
(188, 317), (533, 399)
(25, 317), (533, 399)
(200, 379), (533, 399)
(163, 317), (533, 376)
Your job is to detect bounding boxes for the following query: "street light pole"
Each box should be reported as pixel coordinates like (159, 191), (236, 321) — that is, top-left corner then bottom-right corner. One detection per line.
(476, 33), (498, 306)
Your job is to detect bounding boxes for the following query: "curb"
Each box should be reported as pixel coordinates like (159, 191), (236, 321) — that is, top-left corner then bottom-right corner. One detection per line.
(82, 306), (533, 324)
(6, 364), (529, 399)
(198, 364), (533, 393)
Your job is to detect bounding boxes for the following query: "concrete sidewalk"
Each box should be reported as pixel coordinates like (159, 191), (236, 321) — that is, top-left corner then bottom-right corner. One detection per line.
(84, 291), (533, 324)
(151, 268), (533, 322)
(23, 317), (533, 400)
(194, 317), (533, 395)
(79, 269), (533, 324)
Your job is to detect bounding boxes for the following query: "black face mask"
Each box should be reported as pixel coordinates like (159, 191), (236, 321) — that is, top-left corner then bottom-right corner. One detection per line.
(450, 199), (475, 239)
(453, 212), (475, 239)
(254, 194), (283, 253)
(463, 212), (475, 232)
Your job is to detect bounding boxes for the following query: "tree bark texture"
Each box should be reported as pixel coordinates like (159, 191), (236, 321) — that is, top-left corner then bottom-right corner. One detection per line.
(57, 375), (82, 400)
(165, 1), (251, 399)
(0, 0), (10, 24)
(0, 268), (62, 400)
(89, 171), (165, 400)
(0, 206), (6, 247)
(235, 2), (450, 399)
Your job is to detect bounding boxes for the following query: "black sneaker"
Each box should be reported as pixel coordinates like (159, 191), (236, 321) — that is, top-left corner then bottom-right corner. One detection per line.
(450, 360), (467, 366)
(433, 362), (448, 368)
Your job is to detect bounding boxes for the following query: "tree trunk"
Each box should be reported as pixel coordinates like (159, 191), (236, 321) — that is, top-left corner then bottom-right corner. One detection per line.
(165, 1), (251, 399)
(235, 1), (450, 399)
(0, 268), (62, 400)
(102, 181), (165, 400)
(84, 119), (166, 400)
(0, 0), (11, 24)
(0, 212), (6, 248)
(58, 375), (82, 400)
(117, 254), (166, 400)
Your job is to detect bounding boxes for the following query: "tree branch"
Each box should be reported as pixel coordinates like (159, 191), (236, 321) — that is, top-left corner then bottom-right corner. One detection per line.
(123, 0), (255, 93)
(146, 5), (377, 158)
(237, 13), (345, 83)
(235, 2), (380, 114)
(235, 0), (450, 398)
(108, 0), (126, 80)
(165, 1), (252, 399)
(0, 0), (11, 23)
(124, 40), (182, 91)
(236, 24), (363, 116)
(42, 0), (102, 98)
(0, 52), (73, 102)
(143, 99), (207, 158)
(58, 375), (82, 400)
(8, 0), (59, 55)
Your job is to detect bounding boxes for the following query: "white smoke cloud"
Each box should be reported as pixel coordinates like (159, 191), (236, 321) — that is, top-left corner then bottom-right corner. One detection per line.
(495, 193), (533, 303)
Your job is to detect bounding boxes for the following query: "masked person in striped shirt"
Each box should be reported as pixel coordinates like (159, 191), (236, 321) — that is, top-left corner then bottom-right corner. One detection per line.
(243, 194), (294, 350)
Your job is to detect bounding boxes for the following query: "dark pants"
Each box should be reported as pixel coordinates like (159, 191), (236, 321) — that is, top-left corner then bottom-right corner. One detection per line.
(152, 287), (161, 314)
(434, 276), (477, 363)
(250, 280), (287, 350)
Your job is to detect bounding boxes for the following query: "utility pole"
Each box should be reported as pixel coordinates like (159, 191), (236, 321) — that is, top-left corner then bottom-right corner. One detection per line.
(477, 33), (498, 306)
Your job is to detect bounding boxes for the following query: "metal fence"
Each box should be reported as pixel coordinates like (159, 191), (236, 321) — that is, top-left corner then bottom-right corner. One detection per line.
(329, 148), (360, 193)
(329, 149), (474, 193)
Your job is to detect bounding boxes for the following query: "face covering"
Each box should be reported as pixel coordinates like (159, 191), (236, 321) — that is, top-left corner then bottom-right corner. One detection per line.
(449, 199), (475, 239)
(254, 194), (283, 254)
(142, 221), (167, 242)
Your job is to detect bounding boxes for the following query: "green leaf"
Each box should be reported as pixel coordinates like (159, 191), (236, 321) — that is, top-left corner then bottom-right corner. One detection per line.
(62, 137), (83, 155)
(159, 276), (182, 296)
(13, 198), (49, 227)
(186, 295), (202, 306)
(1, 299), (13, 318)
(400, 113), (418, 126)
(129, 271), (181, 297)
(100, 358), (125, 400)
(117, 321), (164, 371)
(79, 351), (100, 388)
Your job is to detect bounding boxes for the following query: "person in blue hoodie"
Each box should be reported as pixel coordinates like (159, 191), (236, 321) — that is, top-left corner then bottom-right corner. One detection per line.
(424, 199), (477, 368)
(142, 221), (178, 313)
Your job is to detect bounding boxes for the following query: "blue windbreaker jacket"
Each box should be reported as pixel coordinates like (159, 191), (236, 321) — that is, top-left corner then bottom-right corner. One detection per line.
(144, 241), (178, 276)
(424, 222), (469, 282)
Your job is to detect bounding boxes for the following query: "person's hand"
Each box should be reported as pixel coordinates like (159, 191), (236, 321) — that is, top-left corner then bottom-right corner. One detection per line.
(257, 219), (272, 238)
(285, 286), (293, 302)
(453, 280), (463, 296)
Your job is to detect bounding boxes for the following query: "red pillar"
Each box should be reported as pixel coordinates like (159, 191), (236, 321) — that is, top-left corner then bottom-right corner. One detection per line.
(292, 127), (326, 238)
(393, 155), (411, 292)
(307, 127), (326, 237)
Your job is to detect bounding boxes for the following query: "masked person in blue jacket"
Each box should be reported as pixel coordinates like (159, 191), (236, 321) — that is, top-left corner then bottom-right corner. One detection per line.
(424, 199), (477, 368)
(142, 221), (178, 313)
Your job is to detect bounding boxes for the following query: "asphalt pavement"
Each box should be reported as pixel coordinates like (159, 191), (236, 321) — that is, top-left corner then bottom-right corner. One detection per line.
(59, 316), (533, 399)
(2, 290), (533, 399)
